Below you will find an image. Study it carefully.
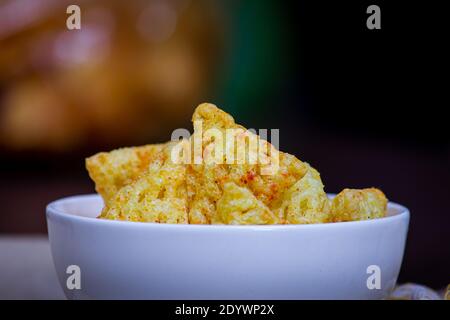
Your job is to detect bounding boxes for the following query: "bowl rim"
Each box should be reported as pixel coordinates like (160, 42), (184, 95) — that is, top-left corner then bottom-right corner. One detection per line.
(46, 194), (410, 231)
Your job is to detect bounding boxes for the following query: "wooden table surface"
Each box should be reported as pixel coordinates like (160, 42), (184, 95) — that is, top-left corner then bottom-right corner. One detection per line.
(0, 235), (65, 299)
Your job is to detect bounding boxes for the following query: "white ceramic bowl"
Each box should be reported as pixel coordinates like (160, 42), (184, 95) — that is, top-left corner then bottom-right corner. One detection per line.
(46, 194), (409, 300)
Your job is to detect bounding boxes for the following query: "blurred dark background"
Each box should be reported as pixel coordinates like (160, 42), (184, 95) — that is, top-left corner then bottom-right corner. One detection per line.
(0, 0), (448, 288)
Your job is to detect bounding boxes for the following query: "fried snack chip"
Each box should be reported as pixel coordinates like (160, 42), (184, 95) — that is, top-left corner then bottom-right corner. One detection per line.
(86, 102), (388, 224)
(192, 102), (240, 131)
(187, 103), (311, 224)
(216, 182), (277, 224)
(86, 143), (165, 205)
(275, 165), (331, 224)
(330, 188), (388, 222)
(100, 142), (188, 223)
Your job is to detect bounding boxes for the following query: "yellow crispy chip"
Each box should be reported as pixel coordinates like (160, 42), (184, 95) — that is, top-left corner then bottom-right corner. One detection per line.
(216, 182), (278, 225)
(86, 102), (389, 225)
(86, 143), (165, 205)
(330, 188), (387, 222)
(192, 102), (240, 131)
(100, 143), (188, 223)
(187, 103), (308, 224)
(275, 165), (331, 224)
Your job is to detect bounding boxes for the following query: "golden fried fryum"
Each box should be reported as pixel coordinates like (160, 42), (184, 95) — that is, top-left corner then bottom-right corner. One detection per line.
(187, 103), (312, 224)
(99, 142), (188, 223)
(85, 102), (388, 224)
(330, 188), (388, 222)
(86, 143), (165, 205)
(275, 165), (330, 224)
(192, 102), (240, 131)
(216, 182), (278, 224)
(214, 165), (330, 225)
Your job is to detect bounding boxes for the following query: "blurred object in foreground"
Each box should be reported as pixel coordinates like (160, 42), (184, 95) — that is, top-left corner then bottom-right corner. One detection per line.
(388, 283), (446, 300)
(0, 0), (225, 152)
